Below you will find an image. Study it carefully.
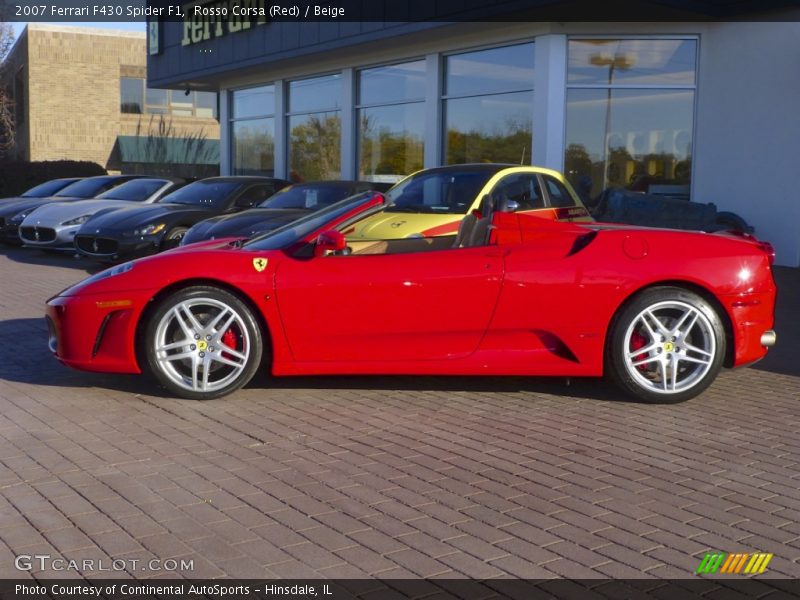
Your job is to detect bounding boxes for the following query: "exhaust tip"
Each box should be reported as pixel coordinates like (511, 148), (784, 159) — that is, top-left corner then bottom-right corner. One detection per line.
(760, 330), (777, 347)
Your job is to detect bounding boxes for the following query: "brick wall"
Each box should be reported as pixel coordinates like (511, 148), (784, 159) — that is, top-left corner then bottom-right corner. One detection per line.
(17, 25), (219, 170)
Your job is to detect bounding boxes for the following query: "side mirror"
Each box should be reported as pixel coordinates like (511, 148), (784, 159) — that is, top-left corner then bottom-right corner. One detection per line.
(314, 230), (346, 257)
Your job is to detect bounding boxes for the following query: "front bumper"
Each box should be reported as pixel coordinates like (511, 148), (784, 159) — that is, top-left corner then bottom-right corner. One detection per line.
(46, 291), (151, 374)
(20, 224), (78, 250)
(0, 219), (23, 244)
(74, 232), (162, 261)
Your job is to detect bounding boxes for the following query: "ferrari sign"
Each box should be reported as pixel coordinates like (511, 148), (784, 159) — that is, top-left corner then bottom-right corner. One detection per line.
(181, 0), (268, 46)
(252, 257), (268, 272)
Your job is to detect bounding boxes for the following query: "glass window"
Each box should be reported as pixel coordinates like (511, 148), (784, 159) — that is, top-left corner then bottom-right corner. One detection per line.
(120, 77), (143, 114)
(444, 91), (533, 165)
(235, 184), (275, 208)
(542, 175), (577, 208)
(490, 174), (544, 211)
(568, 39), (697, 86)
(565, 88), (695, 199)
(195, 91), (217, 119)
(443, 43), (534, 166)
(263, 184), (356, 209)
(445, 43), (535, 97)
(96, 179), (168, 201)
(287, 74), (342, 181)
(359, 61), (425, 105)
(565, 39), (697, 201)
(231, 86), (276, 176)
(359, 104), (424, 182)
(160, 180), (241, 208)
(146, 87), (168, 108)
(288, 112), (341, 181)
(232, 118), (275, 176)
(288, 74), (341, 113)
(232, 85), (275, 119)
(385, 166), (502, 215)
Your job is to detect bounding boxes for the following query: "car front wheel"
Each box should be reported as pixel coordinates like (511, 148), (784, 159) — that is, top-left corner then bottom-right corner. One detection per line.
(607, 287), (725, 403)
(143, 286), (263, 400)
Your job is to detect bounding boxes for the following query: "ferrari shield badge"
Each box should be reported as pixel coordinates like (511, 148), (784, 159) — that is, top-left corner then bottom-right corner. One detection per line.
(252, 257), (268, 272)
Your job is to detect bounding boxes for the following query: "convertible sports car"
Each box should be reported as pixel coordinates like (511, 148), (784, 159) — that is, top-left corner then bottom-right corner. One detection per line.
(181, 180), (390, 246)
(349, 164), (592, 240)
(0, 175), (145, 245)
(19, 178), (185, 250)
(46, 190), (776, 404)
(74, 176), (290, 261)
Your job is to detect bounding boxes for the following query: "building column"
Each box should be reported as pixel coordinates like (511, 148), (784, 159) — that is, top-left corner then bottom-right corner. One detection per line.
(532, 34), (567, 171)
(274, 79), (286, 179)
(340, 68), (356, 179)
(219, 88), (230, 175)
(423, 53), (442, 168)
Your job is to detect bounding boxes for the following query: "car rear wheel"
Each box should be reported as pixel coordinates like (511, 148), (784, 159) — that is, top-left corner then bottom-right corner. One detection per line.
(143, 286), (263, 400)
(606, 287), (725, 404)
(161, 226), (188, 250)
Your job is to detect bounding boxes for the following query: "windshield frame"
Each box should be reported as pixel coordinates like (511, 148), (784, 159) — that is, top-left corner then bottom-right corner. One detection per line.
(385, 166), (505, 215)
(244, 192), (386, 251)
(22, 178), (79, 198)
(95, 179), (170, 201)
(157, 180), (241, 208)
(54, 177), (123, 199)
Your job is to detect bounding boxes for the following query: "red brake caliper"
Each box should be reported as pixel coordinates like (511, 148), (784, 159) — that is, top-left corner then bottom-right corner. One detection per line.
(630, 331), (648, 371)
(221, 329), (239, 360)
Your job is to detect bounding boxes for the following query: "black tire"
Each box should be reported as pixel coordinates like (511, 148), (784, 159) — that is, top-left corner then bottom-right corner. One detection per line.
(606, 286), (725, 404)
(142, 286), (263, 400)
(161, 226), (188, 250)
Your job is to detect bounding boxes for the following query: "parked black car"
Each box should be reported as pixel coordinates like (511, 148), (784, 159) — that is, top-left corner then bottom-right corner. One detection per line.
(181, 180), (391, 246)
(0, 177), (83, 204)
(74, 176), (290, 261)
(0, 175), (146, 245)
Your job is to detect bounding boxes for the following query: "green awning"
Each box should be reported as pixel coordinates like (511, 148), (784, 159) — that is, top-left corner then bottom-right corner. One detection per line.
(117, 135), (220, 165)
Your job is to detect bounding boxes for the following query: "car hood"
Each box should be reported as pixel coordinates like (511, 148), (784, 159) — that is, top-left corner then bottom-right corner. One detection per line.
(348, 211), (459, 239)
(191, 208), (310, 240)
(0, 196), (87, 218)
(21, 199), (136, 226)
(81, 203), (215, 231)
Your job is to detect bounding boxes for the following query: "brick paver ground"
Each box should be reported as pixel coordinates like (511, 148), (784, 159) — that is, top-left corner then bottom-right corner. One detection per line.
(0, 246), (798, 580)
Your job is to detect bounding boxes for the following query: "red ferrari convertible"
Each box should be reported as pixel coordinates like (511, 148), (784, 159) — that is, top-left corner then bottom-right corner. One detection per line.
(46, 191), (777, 403)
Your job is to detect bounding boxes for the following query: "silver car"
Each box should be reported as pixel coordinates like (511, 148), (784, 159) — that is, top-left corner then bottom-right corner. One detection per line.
(19, 178), (184, 250)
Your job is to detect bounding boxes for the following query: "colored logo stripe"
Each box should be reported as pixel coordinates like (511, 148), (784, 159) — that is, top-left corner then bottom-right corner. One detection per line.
(696, 552), (773, 575)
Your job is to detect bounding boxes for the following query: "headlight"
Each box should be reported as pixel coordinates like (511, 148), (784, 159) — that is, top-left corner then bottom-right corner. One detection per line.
(134, 223), (166, 236)
(77, 261), (135, 287)
(61, 214), (91, 226)
(10, 210), (33, 224)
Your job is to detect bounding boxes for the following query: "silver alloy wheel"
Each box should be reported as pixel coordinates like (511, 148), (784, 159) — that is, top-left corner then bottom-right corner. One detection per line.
(622, 300), (716, 395)
(153, 297), (251, 393)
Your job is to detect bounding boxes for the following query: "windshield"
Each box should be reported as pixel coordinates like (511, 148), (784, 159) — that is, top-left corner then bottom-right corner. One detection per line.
(386, 169), (499, 215)
(159, 181), (240, 208)
(55, 177), (124, 199)
(260, 184), (354, 209)
(245, 192), (379, 250)
(96, 179), (169, 201)
(22, 179), (78, 198)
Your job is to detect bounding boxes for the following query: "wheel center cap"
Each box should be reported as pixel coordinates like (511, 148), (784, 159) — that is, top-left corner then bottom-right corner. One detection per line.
(663, 342), (674, 352)
(197, 340), (208, 351)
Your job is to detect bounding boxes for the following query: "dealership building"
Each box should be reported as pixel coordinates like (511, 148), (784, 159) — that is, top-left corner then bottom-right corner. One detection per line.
(5, 24), (220, 177)
(147, 3), (800, 265)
